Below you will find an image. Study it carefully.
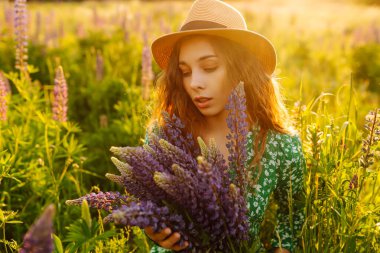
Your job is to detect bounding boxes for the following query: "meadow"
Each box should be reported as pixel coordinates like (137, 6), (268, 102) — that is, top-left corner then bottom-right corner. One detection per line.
(0, 0), (379, 252)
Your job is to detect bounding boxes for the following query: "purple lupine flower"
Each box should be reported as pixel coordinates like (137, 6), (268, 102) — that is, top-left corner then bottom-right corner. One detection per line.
(141, 32), (153, 100)
(52, 66), (68, 122)
(159, 17), (172, 34)
(33, 11), (41, 43)
(106, 156), (164, 202)
(134, 12), (141, 33)
(14, 0), (28, 72)
(19, 204), (55, 253)
(349, 174), (358, 190)
(65, 192), (128, 212)
(225, 81), (249, 196)
(96, 50), (104, 81)
(104, 200), (198, 250)
(0, 72), (9, 121)
(67, 84), (251, 251)
(106, 95), (249, 250)
(4, 4), (14, 35)
(159, 111), (200, 156)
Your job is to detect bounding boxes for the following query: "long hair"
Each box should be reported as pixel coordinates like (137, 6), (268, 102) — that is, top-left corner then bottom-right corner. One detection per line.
(149, 34), (294, 168)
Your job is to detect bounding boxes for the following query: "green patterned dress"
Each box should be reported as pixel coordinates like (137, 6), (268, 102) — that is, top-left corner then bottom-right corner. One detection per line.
(149, 128), (305, 253)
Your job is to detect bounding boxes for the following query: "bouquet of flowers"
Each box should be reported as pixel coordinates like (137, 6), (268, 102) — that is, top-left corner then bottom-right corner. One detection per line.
(67, 82), (251, 252)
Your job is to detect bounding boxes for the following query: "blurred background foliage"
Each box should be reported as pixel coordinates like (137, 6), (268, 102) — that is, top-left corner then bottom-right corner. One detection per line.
(0, 0), (379, 252)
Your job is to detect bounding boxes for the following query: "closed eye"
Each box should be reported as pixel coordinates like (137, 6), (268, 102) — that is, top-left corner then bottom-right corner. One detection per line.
(204, 67), (217, 72)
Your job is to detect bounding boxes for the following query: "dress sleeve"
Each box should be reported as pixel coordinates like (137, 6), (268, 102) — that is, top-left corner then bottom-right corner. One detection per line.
(271, 134), (306, 252)
(149, 245), (173, 253)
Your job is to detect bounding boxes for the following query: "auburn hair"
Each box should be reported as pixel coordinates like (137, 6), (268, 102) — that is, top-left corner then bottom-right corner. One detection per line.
(148, 34), (294, 168)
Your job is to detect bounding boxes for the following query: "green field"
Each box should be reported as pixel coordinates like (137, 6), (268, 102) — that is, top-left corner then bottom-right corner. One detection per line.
(0, 0), (379, 252)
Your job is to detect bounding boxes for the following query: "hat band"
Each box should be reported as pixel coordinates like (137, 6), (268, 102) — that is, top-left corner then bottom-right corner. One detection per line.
(180, 20), (227, 31)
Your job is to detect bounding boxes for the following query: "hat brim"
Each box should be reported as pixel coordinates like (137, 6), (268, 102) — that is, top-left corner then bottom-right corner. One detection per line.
(151, 28), (277, 75)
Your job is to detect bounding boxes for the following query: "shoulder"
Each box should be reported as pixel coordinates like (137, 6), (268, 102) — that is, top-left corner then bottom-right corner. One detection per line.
(266, 130), (303, 156)
(269, 130), (305, 189)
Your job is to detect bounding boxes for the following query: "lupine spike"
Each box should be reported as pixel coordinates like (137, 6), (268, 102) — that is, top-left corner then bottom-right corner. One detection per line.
(19, 204), (55, 253)
(96, 50), (104, 81)
(197, 137), (209, 158)
(52, 66), (68, 122)
(67, 81), (251, 251)
(105, 173), (124, 186)
(65, 192), (127, 212)
(225, 81), (249, 196)
(0, 72), (9, 121)
(14, 0), (28, 73)
(110, 156), (133, 175)
(141, 32), (153, 100)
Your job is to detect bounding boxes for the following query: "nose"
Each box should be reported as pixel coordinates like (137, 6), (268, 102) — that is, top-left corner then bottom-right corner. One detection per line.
(189, 70), (206, 90)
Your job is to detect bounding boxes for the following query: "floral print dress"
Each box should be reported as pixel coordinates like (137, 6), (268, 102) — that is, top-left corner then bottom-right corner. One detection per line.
(149, 129), (306, 253)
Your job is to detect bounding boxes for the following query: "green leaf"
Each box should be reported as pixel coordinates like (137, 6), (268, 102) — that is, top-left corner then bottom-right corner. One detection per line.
(5, 220), (23, 224)
(0, 209), (4, 223)
(53, 234), (63, 253)
(81, 200), (92, 229)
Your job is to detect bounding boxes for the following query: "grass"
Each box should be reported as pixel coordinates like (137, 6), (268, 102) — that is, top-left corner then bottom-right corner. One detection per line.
(0, 0), (379, 252)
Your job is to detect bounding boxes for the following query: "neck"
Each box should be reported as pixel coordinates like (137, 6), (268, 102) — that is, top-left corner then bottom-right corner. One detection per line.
(202, 110), (230, 138)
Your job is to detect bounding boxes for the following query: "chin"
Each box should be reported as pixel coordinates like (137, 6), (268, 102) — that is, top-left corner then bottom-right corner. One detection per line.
(199, 108), (224, 118)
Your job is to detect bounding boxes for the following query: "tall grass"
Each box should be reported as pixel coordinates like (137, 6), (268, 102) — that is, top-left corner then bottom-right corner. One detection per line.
(0, 0), (379, 252)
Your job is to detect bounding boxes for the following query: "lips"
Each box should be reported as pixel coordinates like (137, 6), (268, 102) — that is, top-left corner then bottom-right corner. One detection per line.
(194, 96), (212, 109)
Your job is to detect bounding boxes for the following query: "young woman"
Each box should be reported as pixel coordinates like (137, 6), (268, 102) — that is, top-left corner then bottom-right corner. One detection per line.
(144, 0), (305, 252)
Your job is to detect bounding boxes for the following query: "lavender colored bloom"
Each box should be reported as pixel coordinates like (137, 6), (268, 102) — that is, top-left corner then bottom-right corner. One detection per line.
(14, 0), (28, 72)
(67, 83), (251, 251)
(225, 81), (249, 196)
(349, 174), (358, 190)
(19, 204), (55, 253)
(360, 109), (380, 169)
(33, 11), (41, 43)
(65, 191), (128, 212)
(96, 50), (104, 81)
(4, 5), (14, 31)
(104, 200), (197, 250)
(52, 66), (68, 122)
(141, 32), (153, 100)
(0, 72), (10, 121)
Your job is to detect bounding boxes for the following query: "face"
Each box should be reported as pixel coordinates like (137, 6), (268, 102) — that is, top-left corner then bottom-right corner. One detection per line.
(178, 36), (234, 119)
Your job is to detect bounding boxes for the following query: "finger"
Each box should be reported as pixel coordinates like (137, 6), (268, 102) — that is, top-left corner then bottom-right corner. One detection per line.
(146, 227), (172, 242)
(172, 241), (189, 251)
(159, 232), (181, 249)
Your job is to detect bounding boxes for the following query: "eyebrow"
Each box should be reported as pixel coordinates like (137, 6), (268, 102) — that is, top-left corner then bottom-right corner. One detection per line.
(179, 55), (218, 66)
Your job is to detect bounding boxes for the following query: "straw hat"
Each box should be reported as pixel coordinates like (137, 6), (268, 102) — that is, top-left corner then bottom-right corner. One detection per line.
(151, 0), (277, 75)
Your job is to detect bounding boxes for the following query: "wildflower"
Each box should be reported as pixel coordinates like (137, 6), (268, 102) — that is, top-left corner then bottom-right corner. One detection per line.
(67, 84), (251, 251)
(65, 192), (128, 212)
(360, 109), (380, 170)
(52, 66), (68, 122)
(96, 50), (104, 81)
(34, 11), (41, 43)
(0, 72), (10, 121)
(225, 81), (249, 196)
(14, 0), (28, 72)
(104, 201), (191, 248)
(141, 32), (153, 100)
(19, 204), (55, 253)
(349, 174), (358, 189)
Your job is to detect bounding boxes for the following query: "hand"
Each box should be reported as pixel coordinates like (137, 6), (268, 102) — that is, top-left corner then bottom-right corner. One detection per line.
(144, 226), (189, 251)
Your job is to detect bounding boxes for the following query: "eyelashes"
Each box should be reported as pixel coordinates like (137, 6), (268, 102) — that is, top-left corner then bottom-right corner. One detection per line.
(181, 67), (218, 77)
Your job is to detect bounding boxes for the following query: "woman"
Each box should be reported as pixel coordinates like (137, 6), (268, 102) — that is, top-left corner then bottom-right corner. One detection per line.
(144, 0), (305, 252)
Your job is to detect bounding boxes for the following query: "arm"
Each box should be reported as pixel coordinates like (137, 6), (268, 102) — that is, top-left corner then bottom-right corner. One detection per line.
(271, 135), (305, 252)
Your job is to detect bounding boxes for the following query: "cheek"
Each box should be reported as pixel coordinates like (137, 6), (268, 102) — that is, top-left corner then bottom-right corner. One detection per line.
(182, 80), (191, 95)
